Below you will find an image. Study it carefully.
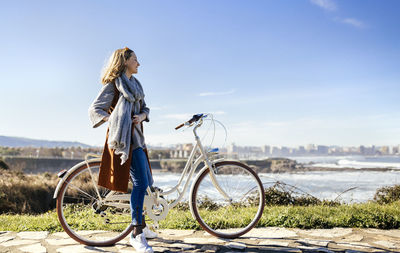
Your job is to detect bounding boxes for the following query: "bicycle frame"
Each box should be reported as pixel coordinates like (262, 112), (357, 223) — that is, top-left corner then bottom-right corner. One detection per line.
(53, 117), (230, 221)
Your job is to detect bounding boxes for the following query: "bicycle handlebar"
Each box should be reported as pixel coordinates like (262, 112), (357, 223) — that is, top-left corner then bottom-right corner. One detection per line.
(175, 123), (184, 130)
(175, 113), (205, 130)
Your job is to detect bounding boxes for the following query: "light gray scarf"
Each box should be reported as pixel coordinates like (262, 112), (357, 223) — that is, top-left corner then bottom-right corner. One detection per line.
(107, 73), (144, 165)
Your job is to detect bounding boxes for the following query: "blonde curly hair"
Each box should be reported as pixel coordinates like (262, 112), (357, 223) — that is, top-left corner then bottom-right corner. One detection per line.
(101, 47), (134, 85)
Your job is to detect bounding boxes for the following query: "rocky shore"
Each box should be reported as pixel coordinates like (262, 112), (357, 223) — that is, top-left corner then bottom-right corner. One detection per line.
(159, 158), (395, 174)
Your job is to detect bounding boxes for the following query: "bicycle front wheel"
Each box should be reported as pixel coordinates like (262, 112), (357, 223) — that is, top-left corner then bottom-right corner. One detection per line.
(56, 160), (133, 246)
(190, 161), (265, 238)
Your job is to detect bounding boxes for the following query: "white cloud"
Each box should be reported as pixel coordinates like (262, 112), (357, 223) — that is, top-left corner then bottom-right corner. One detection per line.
(310, 0), (337, 11)
(336, 17), (366, 29)
(199, 89), (236, 97)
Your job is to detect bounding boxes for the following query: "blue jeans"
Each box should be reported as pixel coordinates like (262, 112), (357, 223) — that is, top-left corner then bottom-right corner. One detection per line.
(129, 147), (154, 226)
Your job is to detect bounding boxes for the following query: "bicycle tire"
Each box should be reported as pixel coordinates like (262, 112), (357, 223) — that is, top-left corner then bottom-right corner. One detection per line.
(56, 161), (133, 246)
(190, 161), (265, 239)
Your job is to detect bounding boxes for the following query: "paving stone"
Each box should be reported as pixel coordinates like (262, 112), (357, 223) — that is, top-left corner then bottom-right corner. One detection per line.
(297, 245), (334, 252)
(17, 231), (49, 240)
(119, 237), (130, 244)
(147, 240), (162, 246)
(0, 235), (15, 243)
(45, 238), (78, 246)
(365, 229), (400, 238)
(301, 228), (353, 238)
(1, 239), (38, 247)
(152, 246), (169, 252)
(340, 234), (364, 242)
(335, 242), (372, 250)
(119, 249), (135, 253)
(51, 232), (70, 239)
(183, 237), (227, 244)
(170, 242), (197, 250)
(75, 230), (108, 236)
(0, 231), (11, 236)
(202, 228), (242, 237)
(226, 241), (246, 250)
(257, 247), (302, 252)
(296, 238), (332, 247)
(19, 242), (47, 253)
(160, 229), (195, 237)
(373, 240), (398, 249)
(344, 250), (386, 253)
(258, 239), (290, 247)
(56, 244), (110, 253)
(115, 243), (128, 249)
(245, 227), (298, 239)
(200, 245), (220, 252)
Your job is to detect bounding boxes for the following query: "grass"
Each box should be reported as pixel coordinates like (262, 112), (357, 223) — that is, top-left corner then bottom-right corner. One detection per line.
(1, 170), (400, 232)
(1, 201), (399, 232)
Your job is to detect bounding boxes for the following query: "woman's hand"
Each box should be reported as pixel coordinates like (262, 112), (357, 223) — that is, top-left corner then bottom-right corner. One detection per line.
(132, 113), (146, 124)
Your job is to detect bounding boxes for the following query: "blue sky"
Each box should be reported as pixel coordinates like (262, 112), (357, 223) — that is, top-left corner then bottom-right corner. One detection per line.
(0, 0), (399, 147)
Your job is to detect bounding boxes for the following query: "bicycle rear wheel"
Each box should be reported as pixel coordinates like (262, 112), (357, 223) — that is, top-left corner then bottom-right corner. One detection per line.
(190, 161), (265, 238)
(56, 161), (133, 246)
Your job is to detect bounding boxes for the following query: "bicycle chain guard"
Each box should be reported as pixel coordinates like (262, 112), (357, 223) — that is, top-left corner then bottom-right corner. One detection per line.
(143, 195), (169, 224)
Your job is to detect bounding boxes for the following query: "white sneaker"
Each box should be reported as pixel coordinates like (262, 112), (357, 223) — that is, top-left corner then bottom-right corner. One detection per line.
(129, 233), (153, 253)
(143, 226), (158, 239)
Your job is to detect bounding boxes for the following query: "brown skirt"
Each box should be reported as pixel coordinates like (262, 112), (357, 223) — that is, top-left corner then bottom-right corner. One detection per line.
(98, 122), (152, 193)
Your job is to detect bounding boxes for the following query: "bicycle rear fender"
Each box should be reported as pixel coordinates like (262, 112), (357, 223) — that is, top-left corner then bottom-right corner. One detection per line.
(53, 158), (101, 199)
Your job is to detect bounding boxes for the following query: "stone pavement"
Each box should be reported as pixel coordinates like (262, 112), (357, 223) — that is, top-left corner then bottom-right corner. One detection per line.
(1, 227), (400, 253)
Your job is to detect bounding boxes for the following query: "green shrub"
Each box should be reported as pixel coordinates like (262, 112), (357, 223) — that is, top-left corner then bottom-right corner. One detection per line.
(374, 184), (400, 204)
(264, 184), (339, 206)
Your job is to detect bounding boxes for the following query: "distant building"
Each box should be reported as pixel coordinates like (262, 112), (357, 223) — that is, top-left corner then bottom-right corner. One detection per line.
(171, 143), (193, 158)
(379, 146), (389, 155)
(261, 145), (270, 156)
(317, 145), (329, 155)
(271, 146), (281, 156)
(281, 146), (290, 156)
(306, 144), (316, 154)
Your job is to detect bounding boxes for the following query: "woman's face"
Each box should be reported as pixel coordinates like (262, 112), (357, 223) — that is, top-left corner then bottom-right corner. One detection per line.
(125, 52), (140, 74)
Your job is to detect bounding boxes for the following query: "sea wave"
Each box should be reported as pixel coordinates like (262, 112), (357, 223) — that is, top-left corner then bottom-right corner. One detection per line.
(311, 159), (400, 169)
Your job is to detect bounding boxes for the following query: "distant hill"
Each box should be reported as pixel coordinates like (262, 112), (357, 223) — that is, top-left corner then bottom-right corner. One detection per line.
(0, 135), (93, 148)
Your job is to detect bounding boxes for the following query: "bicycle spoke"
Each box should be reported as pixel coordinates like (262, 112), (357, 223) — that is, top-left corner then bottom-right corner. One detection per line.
(56, 162), (132, 246)
(67, 183), (98, 202)
(191, 161), (265, 238)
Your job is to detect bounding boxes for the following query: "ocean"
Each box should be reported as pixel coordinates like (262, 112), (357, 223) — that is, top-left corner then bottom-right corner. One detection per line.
(287, 155), (400, 169)
(152, 156), (400, 203)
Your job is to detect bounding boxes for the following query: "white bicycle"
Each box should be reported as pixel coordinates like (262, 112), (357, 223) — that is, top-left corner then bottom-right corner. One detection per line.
(54, 113), (265, 246)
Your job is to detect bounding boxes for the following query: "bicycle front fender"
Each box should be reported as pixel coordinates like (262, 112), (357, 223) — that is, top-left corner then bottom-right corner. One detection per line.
(189, 164), (208, 220)
(188, 158), (227, 219)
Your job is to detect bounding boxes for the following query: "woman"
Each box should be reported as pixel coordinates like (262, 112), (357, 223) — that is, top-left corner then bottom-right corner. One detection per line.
(88, 47), (155, 253)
